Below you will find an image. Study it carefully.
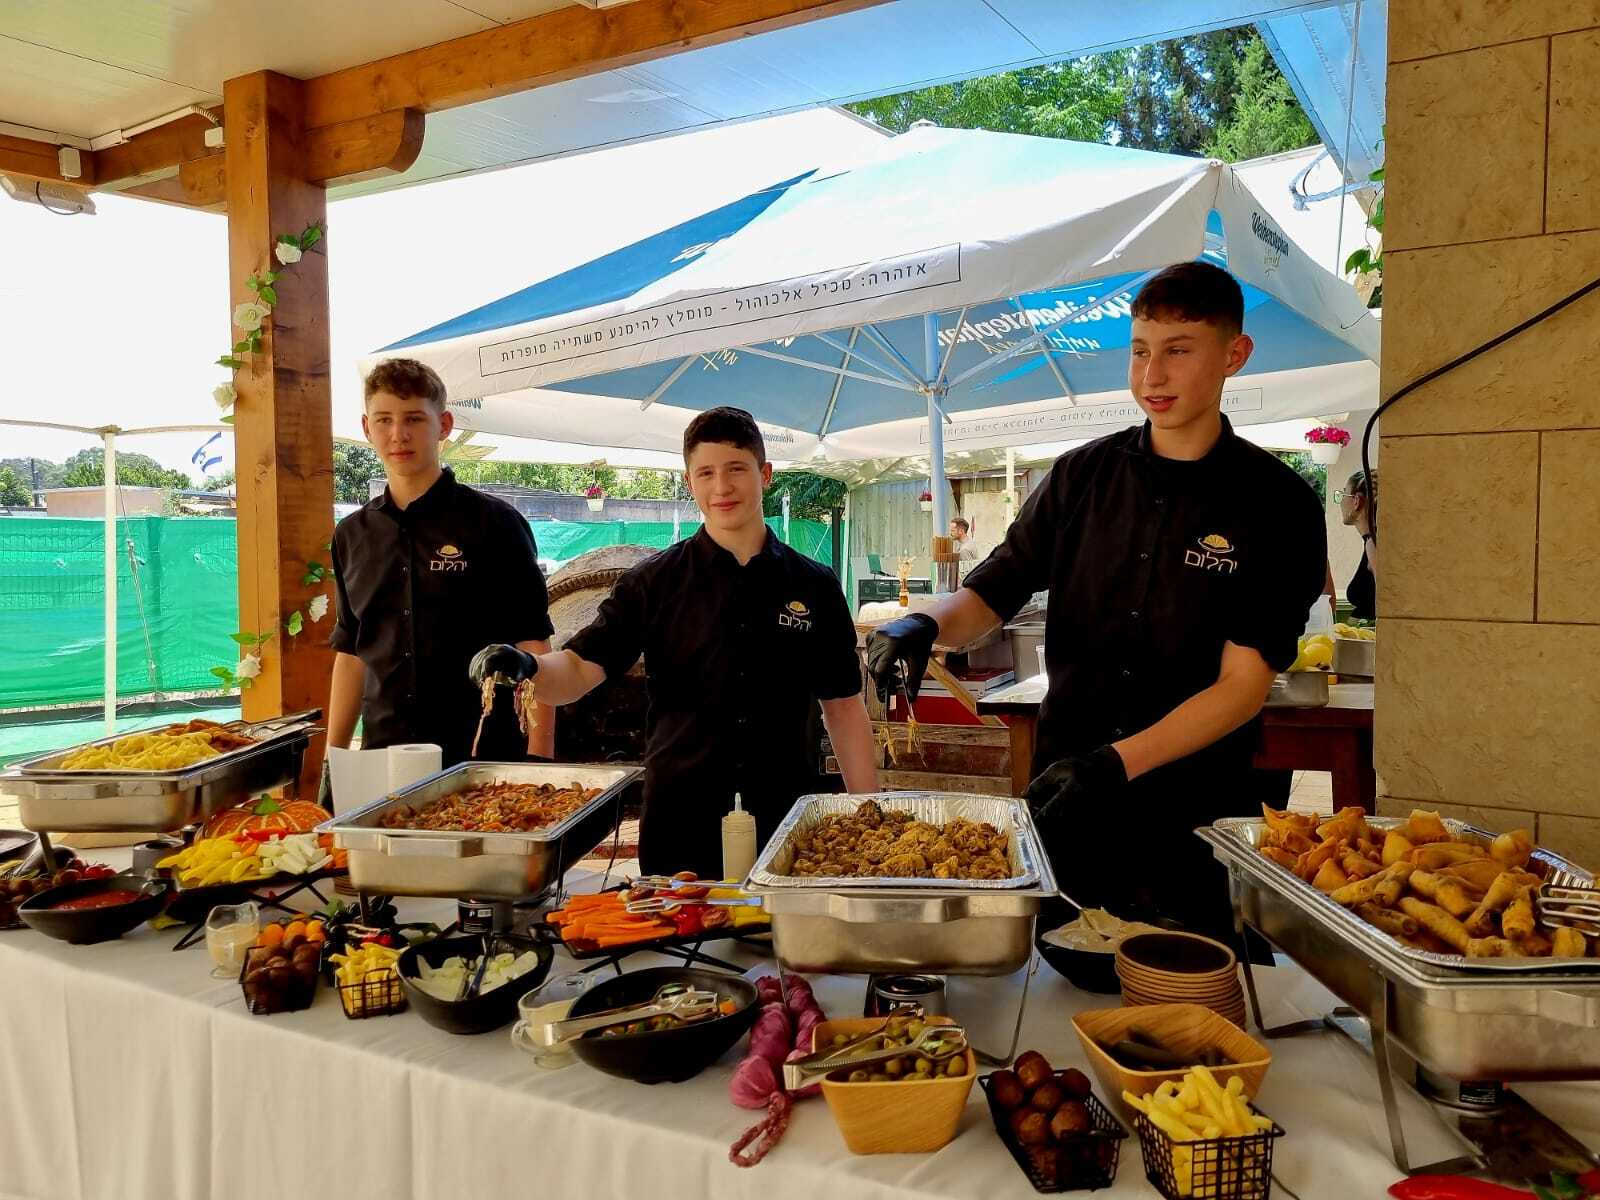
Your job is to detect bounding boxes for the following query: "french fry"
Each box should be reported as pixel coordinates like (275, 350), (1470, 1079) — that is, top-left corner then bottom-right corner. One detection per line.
(1397, 896), (1472, 953)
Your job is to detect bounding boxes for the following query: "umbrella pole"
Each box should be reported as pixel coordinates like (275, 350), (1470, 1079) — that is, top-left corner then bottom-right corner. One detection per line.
(102, 428), (118, 735)
(923, 315), (949, 535)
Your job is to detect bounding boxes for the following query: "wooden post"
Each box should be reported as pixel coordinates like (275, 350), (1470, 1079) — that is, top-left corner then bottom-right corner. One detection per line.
(224, 71), (334, 788)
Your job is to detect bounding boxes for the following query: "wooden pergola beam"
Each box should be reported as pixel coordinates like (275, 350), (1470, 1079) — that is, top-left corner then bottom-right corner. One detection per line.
(304, 0), (885, 127)
(0, 131), (95, 186)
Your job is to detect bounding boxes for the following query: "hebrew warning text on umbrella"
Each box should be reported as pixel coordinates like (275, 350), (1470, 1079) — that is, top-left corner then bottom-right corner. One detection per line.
(477, 245), (962, 379)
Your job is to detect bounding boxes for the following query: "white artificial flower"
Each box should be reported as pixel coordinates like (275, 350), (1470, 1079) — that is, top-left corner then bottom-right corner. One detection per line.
(236, 654), (262, 680)
(307, 593), (329, 623)
(212, 382), (237, 410)
(233, 301), (270, 332)
(274, 241), (303, 266)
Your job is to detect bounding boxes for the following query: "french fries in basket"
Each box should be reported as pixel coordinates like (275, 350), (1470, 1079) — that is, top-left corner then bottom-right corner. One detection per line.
(1123, 1066), (1275, 1198)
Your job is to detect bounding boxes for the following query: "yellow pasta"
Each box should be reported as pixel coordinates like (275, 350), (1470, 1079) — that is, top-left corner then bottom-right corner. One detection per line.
(59, 731), (220, 771)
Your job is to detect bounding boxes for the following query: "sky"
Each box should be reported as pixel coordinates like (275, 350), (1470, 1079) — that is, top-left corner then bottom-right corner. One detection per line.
(0, 108), (888, 482)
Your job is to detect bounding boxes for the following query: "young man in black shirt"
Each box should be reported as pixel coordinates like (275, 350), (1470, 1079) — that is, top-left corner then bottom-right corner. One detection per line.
(469, 407), (879, 878)
(327, 359), (555, 768)
(867, 263), (1326, 940)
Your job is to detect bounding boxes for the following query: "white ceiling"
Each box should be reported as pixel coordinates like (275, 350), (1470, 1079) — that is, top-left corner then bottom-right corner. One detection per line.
(1, 0), (1372, 201)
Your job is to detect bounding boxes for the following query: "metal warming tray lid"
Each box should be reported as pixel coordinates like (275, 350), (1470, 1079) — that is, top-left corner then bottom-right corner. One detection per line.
(1201, 816), (1600, 980)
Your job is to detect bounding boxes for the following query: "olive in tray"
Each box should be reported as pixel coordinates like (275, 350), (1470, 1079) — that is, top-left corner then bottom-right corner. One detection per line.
(981, 1052), (1125, 1193)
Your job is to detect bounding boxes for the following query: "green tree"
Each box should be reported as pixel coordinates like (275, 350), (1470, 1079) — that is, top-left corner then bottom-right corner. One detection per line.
(1275, 450), (1326, 504)
(1204, 35), (1318, 162)
(849, 61), (1124, 142)
(764, 471), (847, 522)
(332, 444), (385, 505)
(203, 469), (236, 492)
(59, 448), (192, 490)
(0, 457), (60, 490)
(0, 465), (34, 506)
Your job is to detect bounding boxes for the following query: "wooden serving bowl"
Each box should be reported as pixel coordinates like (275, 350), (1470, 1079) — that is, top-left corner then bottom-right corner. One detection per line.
(1071, 1004), (1271, 1122)
(813, 1016), (977, 1155)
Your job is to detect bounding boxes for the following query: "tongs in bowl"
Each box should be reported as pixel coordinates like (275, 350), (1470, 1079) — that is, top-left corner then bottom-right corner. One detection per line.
(782, 1020), (967, 1089)
(527, 986), (720, 1048)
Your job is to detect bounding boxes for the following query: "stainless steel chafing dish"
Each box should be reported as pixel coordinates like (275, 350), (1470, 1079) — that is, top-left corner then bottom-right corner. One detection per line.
(1200, 816), (1600, 1081)
(318, 761), (640, 899)
(743, 792), (1059, 976)
(3, 712), (318, 833)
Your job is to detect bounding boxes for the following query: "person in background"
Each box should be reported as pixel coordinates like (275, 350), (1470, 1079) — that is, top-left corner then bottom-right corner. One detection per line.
(1338, 469), (1377, 620)
(949, 515), (979, 560)
(467, 407), (879, 878)
(865, 262), (1326, 943)
(326, 358), (555, 768)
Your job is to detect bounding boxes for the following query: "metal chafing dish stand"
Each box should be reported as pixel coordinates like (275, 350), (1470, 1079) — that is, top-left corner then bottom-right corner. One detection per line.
(1200, 816), (1600, 1181)
(318, 762), (641, 931)
(4, 711), (321, 870)
(743, 792), (1060, 1064)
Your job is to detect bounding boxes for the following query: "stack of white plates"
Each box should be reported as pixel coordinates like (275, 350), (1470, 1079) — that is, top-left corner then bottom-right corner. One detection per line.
(1114, 931), (1246, 1028)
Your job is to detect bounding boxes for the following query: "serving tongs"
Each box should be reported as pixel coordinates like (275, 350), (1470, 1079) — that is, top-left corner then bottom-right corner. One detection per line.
(623, 896), (764, 914)
(1537, 868), (1600, 936)
(528, 985), (720, 1048)
(782, 1020), (968, 1089)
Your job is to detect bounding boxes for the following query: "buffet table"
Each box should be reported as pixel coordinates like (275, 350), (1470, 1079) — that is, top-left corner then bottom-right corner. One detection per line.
(3, 864), (1596, 1200)
(978, 677), (1377, 812)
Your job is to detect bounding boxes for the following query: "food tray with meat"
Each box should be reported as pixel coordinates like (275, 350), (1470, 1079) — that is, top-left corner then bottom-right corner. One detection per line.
(5, 718), (317, 834)
(744, 793), (1058, 977)
(319, 762), (640, 900)
(1201, 816), (1600, 1084)
(747, 793), (1045, 890)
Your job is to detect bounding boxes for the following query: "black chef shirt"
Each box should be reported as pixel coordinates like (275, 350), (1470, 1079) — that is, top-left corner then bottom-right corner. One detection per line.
(329, 468), (554, 767)
(1347, 542), (1376, 620)
(566, 527), (862, 877)
(965, 417), (1325, 937)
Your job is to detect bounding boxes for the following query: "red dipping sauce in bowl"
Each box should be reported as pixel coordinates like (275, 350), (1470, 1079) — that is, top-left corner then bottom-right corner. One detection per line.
(51, 889), (141, 911)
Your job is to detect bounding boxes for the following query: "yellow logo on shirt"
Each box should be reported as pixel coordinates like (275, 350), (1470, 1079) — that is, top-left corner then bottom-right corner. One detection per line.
(1184, 533), (1237, 574)
(430, 544), (468, 573)
(778, 599), (812, 631)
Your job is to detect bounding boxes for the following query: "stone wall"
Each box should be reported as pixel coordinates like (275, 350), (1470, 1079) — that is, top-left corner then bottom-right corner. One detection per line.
(1379, 3), (1600, 867)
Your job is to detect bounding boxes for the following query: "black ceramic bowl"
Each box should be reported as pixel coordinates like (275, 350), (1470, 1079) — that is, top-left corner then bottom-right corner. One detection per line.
(18, 873), (169, 945)
(1036, 932), (1122, 994)
(566, 966), (760, 1085)
(398, 934), (553, 1035)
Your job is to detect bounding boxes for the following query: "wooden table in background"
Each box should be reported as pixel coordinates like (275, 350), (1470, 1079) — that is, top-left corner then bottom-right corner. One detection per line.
(978, 678), (1376, 813)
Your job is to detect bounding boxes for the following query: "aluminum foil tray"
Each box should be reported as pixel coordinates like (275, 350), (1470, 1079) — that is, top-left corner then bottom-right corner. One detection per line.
(747, 792), (1045, 891)
(1204, 816), (1600, 977)
(11, 711), (320, 778)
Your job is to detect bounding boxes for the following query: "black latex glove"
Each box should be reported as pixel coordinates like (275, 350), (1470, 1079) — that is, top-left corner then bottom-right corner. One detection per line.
(864, 612), (939, 703)
(467, 643), (538, 686)
(1024, 745), (1129, 832)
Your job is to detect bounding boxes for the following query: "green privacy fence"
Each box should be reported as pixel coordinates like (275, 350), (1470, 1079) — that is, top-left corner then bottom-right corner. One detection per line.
(0, 514), (834, 711)
(0, 517), (240, 712)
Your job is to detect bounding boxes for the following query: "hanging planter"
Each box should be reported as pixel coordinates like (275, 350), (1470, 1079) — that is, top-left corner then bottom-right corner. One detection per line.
(1304, 425), (1350, 466)
(585, 485), (605, 513)
(918, 490), (933, 513)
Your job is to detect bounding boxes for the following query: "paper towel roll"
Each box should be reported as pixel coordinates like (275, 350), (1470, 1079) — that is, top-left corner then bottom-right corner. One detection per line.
(327, 747), (390, 816)
(387, 743), (441, 792)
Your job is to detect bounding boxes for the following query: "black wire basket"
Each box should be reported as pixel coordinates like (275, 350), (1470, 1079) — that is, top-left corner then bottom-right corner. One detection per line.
(1131, 1107), (1284, 1200)
(337, 968), (407, 1019)
(979, 1073), (1127, 1192)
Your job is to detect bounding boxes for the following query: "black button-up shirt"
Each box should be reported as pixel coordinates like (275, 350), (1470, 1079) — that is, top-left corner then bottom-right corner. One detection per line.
(566, 527), (861, 876)
(966, 417), (1326, 784)
(330, 469), (554, 767)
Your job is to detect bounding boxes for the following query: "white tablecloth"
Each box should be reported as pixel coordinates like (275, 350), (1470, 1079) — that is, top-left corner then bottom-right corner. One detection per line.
(2, 874), (1596, 1200)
